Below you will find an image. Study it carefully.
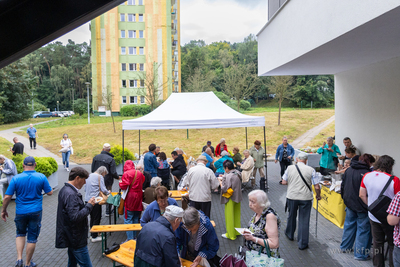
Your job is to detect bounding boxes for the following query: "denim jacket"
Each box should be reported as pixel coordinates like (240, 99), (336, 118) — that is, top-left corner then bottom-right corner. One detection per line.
(275, 144), (294, 162)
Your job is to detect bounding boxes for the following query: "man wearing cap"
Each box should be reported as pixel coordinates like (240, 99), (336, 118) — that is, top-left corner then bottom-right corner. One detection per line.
(183, 155), (219, 218)
(202, 141), (215, 155)
(1, 156), (53, 267)
(282, 152), (321, 250)
(91, 143), (119, 215)
(135, 205), (184, 267)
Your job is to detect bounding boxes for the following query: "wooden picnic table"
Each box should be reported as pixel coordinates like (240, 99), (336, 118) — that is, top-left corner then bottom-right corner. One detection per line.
(106, 240), (199, 267)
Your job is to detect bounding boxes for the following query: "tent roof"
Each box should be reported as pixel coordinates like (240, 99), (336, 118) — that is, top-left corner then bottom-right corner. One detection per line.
(122, 92), (265, 130)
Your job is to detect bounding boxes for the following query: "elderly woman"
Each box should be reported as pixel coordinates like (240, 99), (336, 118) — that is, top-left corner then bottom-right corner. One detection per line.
(237, 149), (254, 184)
(317, 137), (341, 175)
(220, 160), (242, 241)
(140, 186), (178, 226)
(215, 138), (228, 157)
(214, 150), (234, 177)
(243, 190), (280, 257)
(84, 166), (110, 243)
(249, 140), (266, 188)
(143, 177), (162, 204)
(176, 207), (220, 267)
(60, 133), (72, 172)
(275, 136), (294, 184)
(232, 147), (242, 168)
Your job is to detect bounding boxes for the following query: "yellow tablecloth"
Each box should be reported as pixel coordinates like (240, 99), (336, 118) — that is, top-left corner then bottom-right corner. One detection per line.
(313, 185), (346, 228)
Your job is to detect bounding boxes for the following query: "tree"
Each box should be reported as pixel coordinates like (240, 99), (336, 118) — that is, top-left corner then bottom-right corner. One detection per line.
(269, 76), (293, 125)
(222, 63), (258, 112)
(184, 68), (215, 92)
(73, 98), (88, 116)
(102, 91), (116, 133)
(292, 75), (334, 108)
(137, 62), (170, 111)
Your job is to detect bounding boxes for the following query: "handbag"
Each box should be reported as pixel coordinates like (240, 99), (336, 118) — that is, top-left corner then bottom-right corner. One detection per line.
(245, 240), (284, 267)
(222, 188), (234, 199)
(59, 147), (68, 153)
(118, 171), (138, 215)
(368, 175), (394, 224)
(97, 175), (108, 205)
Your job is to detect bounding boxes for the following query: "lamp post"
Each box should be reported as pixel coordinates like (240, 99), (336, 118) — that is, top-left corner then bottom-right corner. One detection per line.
(57, 101), (59, 112)
(85, 82), (91, 124)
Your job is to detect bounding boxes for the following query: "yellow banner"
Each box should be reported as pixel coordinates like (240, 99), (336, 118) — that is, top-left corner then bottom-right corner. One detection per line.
(313, 185), (346, 228)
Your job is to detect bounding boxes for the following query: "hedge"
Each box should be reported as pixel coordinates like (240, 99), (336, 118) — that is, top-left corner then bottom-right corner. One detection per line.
(120, 104), (151, 117)
(12, 155), (58, 177)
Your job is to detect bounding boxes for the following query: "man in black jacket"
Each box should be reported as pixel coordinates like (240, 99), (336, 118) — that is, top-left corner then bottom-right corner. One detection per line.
(91, 143), (119, 215)
(56, 167), (95, 266)
(340, 155), (373, 260)
(171, 151), (186, 185)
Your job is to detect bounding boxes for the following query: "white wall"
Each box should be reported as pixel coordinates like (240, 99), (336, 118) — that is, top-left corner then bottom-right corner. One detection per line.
(335, 56), (400, 174)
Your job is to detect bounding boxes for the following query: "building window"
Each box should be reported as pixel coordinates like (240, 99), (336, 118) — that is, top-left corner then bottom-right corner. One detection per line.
(129, 63), (136, 71)
(128, 47), (136, 55)
(121, 47), (126, 55)
(140, 80), (144, 87)
(128, 0), (135, 5)
(130, 96), (137, 104)
(122, 80), (126, 88)
(138, 0), (143, 5)
(121, 63), (126, 71)
(139, 14), (144, 22)
(122, 96), (127, 104)
(121, 30), (126, 38)
(139, 30), (144, 38)
(129, 80), (137, 88)
(128, 14), (135, 22)
(140, 96), (145, 103)
(128, 30), (136, 38)
(139, 63), (144, 71)
(120, 14), (125, 22)
(139, 47), (144, 55)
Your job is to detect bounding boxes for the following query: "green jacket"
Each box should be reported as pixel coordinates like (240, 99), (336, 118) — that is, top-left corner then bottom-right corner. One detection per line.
(317, 144), (341, 170)
(249, 146), (265, 168)
(232, 153), (243, 166)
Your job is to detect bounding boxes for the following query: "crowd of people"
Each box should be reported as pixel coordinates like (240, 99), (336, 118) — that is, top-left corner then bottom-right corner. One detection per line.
(3, 133), (400, 267)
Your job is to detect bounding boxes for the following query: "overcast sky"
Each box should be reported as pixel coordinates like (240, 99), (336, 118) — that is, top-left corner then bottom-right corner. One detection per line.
(54, 0), (268, 45)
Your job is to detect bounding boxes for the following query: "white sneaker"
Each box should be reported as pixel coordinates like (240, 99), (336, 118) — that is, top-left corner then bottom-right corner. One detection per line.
(221, 234), (228, 239)
(91, 236), (102, 243)
(66, 168), (69, 172)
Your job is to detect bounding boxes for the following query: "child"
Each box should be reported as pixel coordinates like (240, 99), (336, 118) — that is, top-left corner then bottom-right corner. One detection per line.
(335, 159), (351, 174)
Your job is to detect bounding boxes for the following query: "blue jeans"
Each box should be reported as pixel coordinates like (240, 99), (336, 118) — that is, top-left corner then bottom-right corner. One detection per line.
(14, 210), (42, 243)
(125, 210), (141, 240)
(67, 246), (92, 267)
(394, 246), (400, 267)
(62, 151), (71, 168)
(340, 208), (372, 259)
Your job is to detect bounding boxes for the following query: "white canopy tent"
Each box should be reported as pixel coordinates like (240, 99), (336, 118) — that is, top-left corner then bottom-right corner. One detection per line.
(121, 92), (269, 190)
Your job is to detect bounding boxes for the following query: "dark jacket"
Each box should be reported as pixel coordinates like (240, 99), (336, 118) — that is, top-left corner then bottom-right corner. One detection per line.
(134, 216), (180, 267)
(341, 160), (370, 213)
(56, 183), (93, 249)
(176, 211), (219, 260)
(91, 151), (119, 187)
(171, 155), (186, 176)
(142, 170), (152, 190)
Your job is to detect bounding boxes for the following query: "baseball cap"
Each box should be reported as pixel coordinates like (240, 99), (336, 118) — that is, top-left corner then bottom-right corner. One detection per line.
(23, 156), (36, 166)
(164, 205), (184, 218)
(103, 143), (111, 149)
(207, 141), (211, 144)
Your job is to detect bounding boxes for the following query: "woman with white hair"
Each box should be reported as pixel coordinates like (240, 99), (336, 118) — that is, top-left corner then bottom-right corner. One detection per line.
(143, 177), (162, 204)
(214, 150), (234, 177)
(215, 138), (228, 157)
(236, 149), (254, 183)
(243, 190), (280, 257)
(317, 136), (341, 175)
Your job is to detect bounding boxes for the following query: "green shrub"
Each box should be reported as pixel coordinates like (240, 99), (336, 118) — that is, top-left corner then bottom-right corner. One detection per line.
(34, 157), (53, 177)
(110, 145), (135, 165)
(214, 91), (230, 103)
(44, 157), (58, 173)
(120, 104), (151, 117)
(12, 154), (24, 174)
(12, 155), (58, 176)
(0, 194), (3, 207)
(240, 100), (251, 110)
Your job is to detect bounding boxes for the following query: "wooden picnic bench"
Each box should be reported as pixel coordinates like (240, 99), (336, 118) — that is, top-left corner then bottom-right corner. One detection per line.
(106, 240), (199, 267)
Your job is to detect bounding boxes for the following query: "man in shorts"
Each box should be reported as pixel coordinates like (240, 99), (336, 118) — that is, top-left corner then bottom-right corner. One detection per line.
(1, 156), (53, 267)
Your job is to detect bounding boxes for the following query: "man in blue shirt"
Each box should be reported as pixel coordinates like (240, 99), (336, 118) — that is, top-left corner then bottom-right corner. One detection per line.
(26, 124), (38, 149)
(1, 156), (53, 267)
(201, 148), (214, 169)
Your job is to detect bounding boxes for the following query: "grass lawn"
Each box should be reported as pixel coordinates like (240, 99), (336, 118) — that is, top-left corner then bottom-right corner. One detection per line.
(304, 121), (336, 148)
(30, 109), (335, 164)
(0, 137), (15, 158)
(0, 118), (56, 131)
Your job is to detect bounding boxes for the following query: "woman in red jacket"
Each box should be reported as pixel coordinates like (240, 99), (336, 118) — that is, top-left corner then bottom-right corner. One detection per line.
(215, 138), (228, 157)
(119, 160), (145, 240)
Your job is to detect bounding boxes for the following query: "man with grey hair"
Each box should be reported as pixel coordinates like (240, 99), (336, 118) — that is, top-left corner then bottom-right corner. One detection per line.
(185, 155), (219, 218)
(26, 124), (38, 149)
(91, 143), (119, 216)
(0, 155), (18, 184)
(176, 207), (219, 267)
(11, 137), (24, 156)
(282, 152), (321, 250)
(135, 205), (184, 267)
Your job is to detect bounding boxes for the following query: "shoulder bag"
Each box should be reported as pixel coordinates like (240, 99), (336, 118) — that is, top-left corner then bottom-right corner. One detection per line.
(97, 175), (108, 205)
(295, 165), (312, 191)
(368, 175), (394, 224)
(118, 171), (137, 215)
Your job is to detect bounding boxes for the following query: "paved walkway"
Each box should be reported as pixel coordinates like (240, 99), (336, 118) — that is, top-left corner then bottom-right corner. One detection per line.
(291, 115), (335, 149)
(0, 120), (76, 166)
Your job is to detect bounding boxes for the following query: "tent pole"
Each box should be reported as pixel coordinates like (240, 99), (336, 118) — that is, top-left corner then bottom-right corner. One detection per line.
(245, 127), (248, 149)
(139, 130), (141, 155)
(122, 130), (125, 167)
(187, 129), (189, 139)
(264, 126), (268, 192)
